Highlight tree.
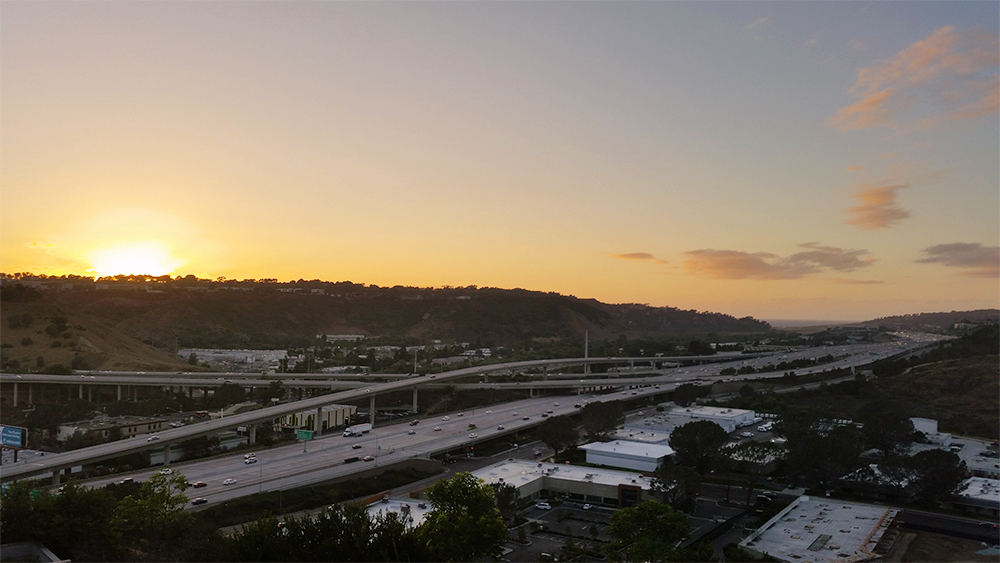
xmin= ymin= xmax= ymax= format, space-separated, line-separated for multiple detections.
xmin=858 ymin=405 xmax=915 ymax=459
xmin=672 ymin=384 xmax=707 ymax=407
xmin=491 ymin=481 xmax=519 ymax=526
xmin=650 ymin=461 xmax=701 ymax=508
xmin=604 ymin=500 xmax=690 ymax=562
xmin=537 ymin=415 xmax=579 ymax=453
xmin=111 ymin=472 xmax=194 ymax=558
xmin=580 ymin=400 xmax=625 ymax=441
xmin=908 ymin=449 xmax=969 ymax=505
xmin=668 ymin=420 xmax=729 ymax=474
xmin=418 ymin=472 xmax=507 ymax=562
xmin=728 ymin=441 xmax=783 ymax=504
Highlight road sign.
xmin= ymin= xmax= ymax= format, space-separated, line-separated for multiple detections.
xmin=296 ymin=429 xmax=313 ymax=441
xmin=0 ymin=426 xmax=27 ymax=449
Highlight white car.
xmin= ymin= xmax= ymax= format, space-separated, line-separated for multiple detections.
xmin=244 ymin=457 xmax=257 ymax=464
xmin=159 ymin=468 xmax=172 ymax=475
xmin=469 ymin=433 xmax=478 ymax=438
xmin=442 ymin=416 xmax=450 ymax=421
xmin=434 ymin=427 xmax=442 ymax=431
xmin=223 ymin=478 xmax=237 ymax=486
xmin=485 ymin=410 xmax=492 ymax=414
xmin=583 ymin=504 xmax=592 ymax=510
xmin=535 ymin=502 xmax=552 ymax=510
xmin=147 ymin=436 xmax=160 ymax=442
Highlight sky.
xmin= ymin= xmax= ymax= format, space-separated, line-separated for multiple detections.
xmin=1 ymin=1 xmax=997 ymax=322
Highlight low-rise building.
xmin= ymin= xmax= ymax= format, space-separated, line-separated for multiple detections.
xmin=947 ymin=477 xmax=1000 ymax=517
xmin=471 ymin=459 xmax=655 ymax=508
xmin=276 ymin=403 xmax=356 ymax=433
xmin=578 ymin=440 xmax=675 ymax=472
xmin=740 ymin=496 xmax=899 ymax=562
xmin=57 ymin=415 xmax=168 ymax=442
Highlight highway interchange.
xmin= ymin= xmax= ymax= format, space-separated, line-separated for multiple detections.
xmin=0 ymin=333 xmax=948 ymax=498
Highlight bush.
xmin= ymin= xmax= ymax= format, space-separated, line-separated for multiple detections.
xmin=21 ymin=337 xmax=33 ymax=346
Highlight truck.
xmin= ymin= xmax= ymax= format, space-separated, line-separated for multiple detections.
xmin=343 ymin=423 xmax=372 ymax=437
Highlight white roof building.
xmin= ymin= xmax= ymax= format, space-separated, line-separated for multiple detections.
xmin=471 ymin=459 xmax=656 ymax=507
xmin=740 ymin=496 xmax=899 ymax=562
xmin=578 ymin=440 xmax=675 ymax=472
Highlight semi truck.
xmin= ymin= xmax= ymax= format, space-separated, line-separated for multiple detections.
xmin=343 ymin=423 xmax=372 ymax=437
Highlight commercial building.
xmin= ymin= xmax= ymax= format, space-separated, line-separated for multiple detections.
xmin=578 ymin=440 xmax=675 ymax=472
xmin=740 ymin=496 xmax=899 ymax=562
xmin=623 ymin=404 xmax=758 ymax=438
xmin=471 ymin=459 xmax=656 ymax=508
xmin=57 ymin=415 xmax=168 ymax=442
xmin=947 ymin=477 xmax=1000 ymax=517
xmin=276 ymin=403 xmax=356 ymax=433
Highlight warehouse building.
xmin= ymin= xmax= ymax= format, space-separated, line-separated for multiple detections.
xmin=471 ymin=459 xmax=656 ymax=508
xmin=578 ymin=440 xmax=675 ymax=472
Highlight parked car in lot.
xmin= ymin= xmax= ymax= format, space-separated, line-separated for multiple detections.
xmin=535 ymin=502 xmax=552 ymax=510
xmin=582 ymin=504 xmax=592 ymax=510
xmin=740 ymin=431 xmax=754 ymax=438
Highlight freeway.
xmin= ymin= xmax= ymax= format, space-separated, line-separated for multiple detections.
xmin=0 ymin=336 xmax=940 ymax=484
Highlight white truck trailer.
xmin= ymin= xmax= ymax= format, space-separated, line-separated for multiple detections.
xmin=343 ymin=423 xmax=372 ymax=437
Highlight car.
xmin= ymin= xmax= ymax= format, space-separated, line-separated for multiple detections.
xmin=535 ymin=502 xmax=552 ymax=510
xmin=497 ymin=425 xmax=505 ymax=430
xmin=147 ymin=436 xmax=160 ymax=442
xmin=457 ymin=413 xmax=464 ymax=417
xmin=547 ymin=410 xmax=553 ymax=414
xmin=244 ymin=457 xmax=257 ymax=464
xmin=442 ymin=416 xmax=450 ymax=421
xmin=523 ymin=416 xmax=530 ymax=420
xmin=512 ymin=412 xmax=518 ymax=416
xmin=740 ymin=431 xmax=753 ymax=438
xmin=979 ymin=521 xmax=999 ymax=529
xmin=363 ymin=456 xmax=374 ymax=462
xmin=245 ymin=453 xmax=256 ymax=459
xmin=574 ymin=403 xmax=582 ymax=408
xmin=408 ymin=430 xmax=416 ymax=435
xmin=409 ymin=420 xmax=419 ymax=426
xmin=553 ymin=403 xmax=559 ymax=406
xmin=191 ymin=498 xmax=208 ymax=505
xmin=192 ymin=481 xmax=207 ymax=488
xmin=485 ymin=410 xmax=492 ymax=414
xmin=119 ymin=477 xmax=134 ymax=485
xmin=223 ymin=478 xmax=237 ymax=485
xmin=159 ymin=468 xmax=173 ymax=475
xmin=434 ymin=427 xmax=442 ymax=431
xmin=541 ymin=413 xmax=548 ymax=418
xmin=582 ymin=504 xmax=592 ymax=510
xmin=352 ymin=444 xmax=362 ymax=449
xmin=469 ymin=433 xmax=478 ymax=438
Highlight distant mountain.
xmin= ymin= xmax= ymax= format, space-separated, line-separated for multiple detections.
xmin=0 ymin=278 xmax=769 ymax=370
xmin=860 ymin=309 xmax=999 ymax=333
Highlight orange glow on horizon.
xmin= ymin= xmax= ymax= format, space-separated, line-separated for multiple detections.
xmin=87 ymin=241 xmax=184 ymax=277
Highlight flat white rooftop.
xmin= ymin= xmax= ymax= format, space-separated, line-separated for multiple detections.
xmin=471 ymin=459 xmax=654 ymax=491
xmin=741 ymin=496 xmax=897 ymax=563
xmin=579 ymin=440 xmax=675 ymax=459
xmin=957 ymin=477 xmax=1000 ymax=505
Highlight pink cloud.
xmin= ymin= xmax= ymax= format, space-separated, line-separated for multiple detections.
xmin=683 ymin=243 xmax=874 ymax=280
xmin=844 ymin=183 xmax=911 ymax=229
xmin=916 ymin=242 xmax=1000 ymax=278
xmin=828 ymin=26 xmax=999 ymax=130
xmin=614 ymin=252 xmax=668 ymax=265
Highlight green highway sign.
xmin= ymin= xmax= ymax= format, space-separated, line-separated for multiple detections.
xmin=296 ymin=429 xmax=313 ymax=441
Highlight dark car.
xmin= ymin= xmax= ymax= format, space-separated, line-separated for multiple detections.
xmin=192 ymin=481 xmax=207 ymax=488
xmin=363 ymin=456 xmax=374 ymax=462
xmin=191 ymin=498 xmax=208 ymax=505
xmin=352 ymin=444 xmax=362 ymax=449
xmin=409 ymin=420 xmax=419 ymax=426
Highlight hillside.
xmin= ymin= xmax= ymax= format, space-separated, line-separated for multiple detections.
xmin=1 ymin=280 xmax=769 ymax=370
xmin=861 ymin=309 xmax=999 ymax=333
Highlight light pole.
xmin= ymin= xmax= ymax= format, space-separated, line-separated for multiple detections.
xmin=373 ymin=431 xmax=380 ymax=467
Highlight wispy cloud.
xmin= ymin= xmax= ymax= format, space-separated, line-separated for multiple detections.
xmin=916 ymin=242 xmax=1000 ymax=278
xmin=746 ymin=16 xmax=770 ymax=30
xmin=614 ymin=252 xmax=668 ymax=265
xmin=683 ymin=243 xmax=875 ymax=280
xmin=827 ymin=26 xmax=999 ymax=130
xmin=845 ymin=183 xmax=911 ymax=229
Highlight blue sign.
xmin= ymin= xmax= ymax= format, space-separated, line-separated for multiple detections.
xmin=1 ymin=426 xmax=26 ymax=448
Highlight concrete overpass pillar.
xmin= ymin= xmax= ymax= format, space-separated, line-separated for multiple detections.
xmin=163 ymin=445 xmax=171 ymax=466
xmin=412 ymin=388 xmax=418 ymax=412
xmin=314 ymin=407 xmax=321 ymax=433
xmin=88 ymin=386 xmax=92 ymax=402
xmin=52 ymin=469 xmax=61 ymax=487
xmin=13 ymin=383 xmax=17 ymax=406
xmin=369 ymin=396 xmax=376 ymax=424
xmin=530 ymin=387 xmax=535 ymax=398
xmin=543 ymin=367 xmax=548 ymax=381
xmin=188 ymin=386 xmax=193 ymax=399
xmin=79 ymin=384 xmax=83 ymax=399
xmin=28 ymin=383 xmax=32 ymax=405
xmin=249 ymin=425 xmax=257 ymax=444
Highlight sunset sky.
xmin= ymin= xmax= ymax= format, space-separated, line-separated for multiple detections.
xmin=2 ymin=2 xmax=997 ymax=322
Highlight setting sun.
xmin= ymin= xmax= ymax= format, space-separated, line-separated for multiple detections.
xmin=88 ymin=241 xmax=182 ymax=277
